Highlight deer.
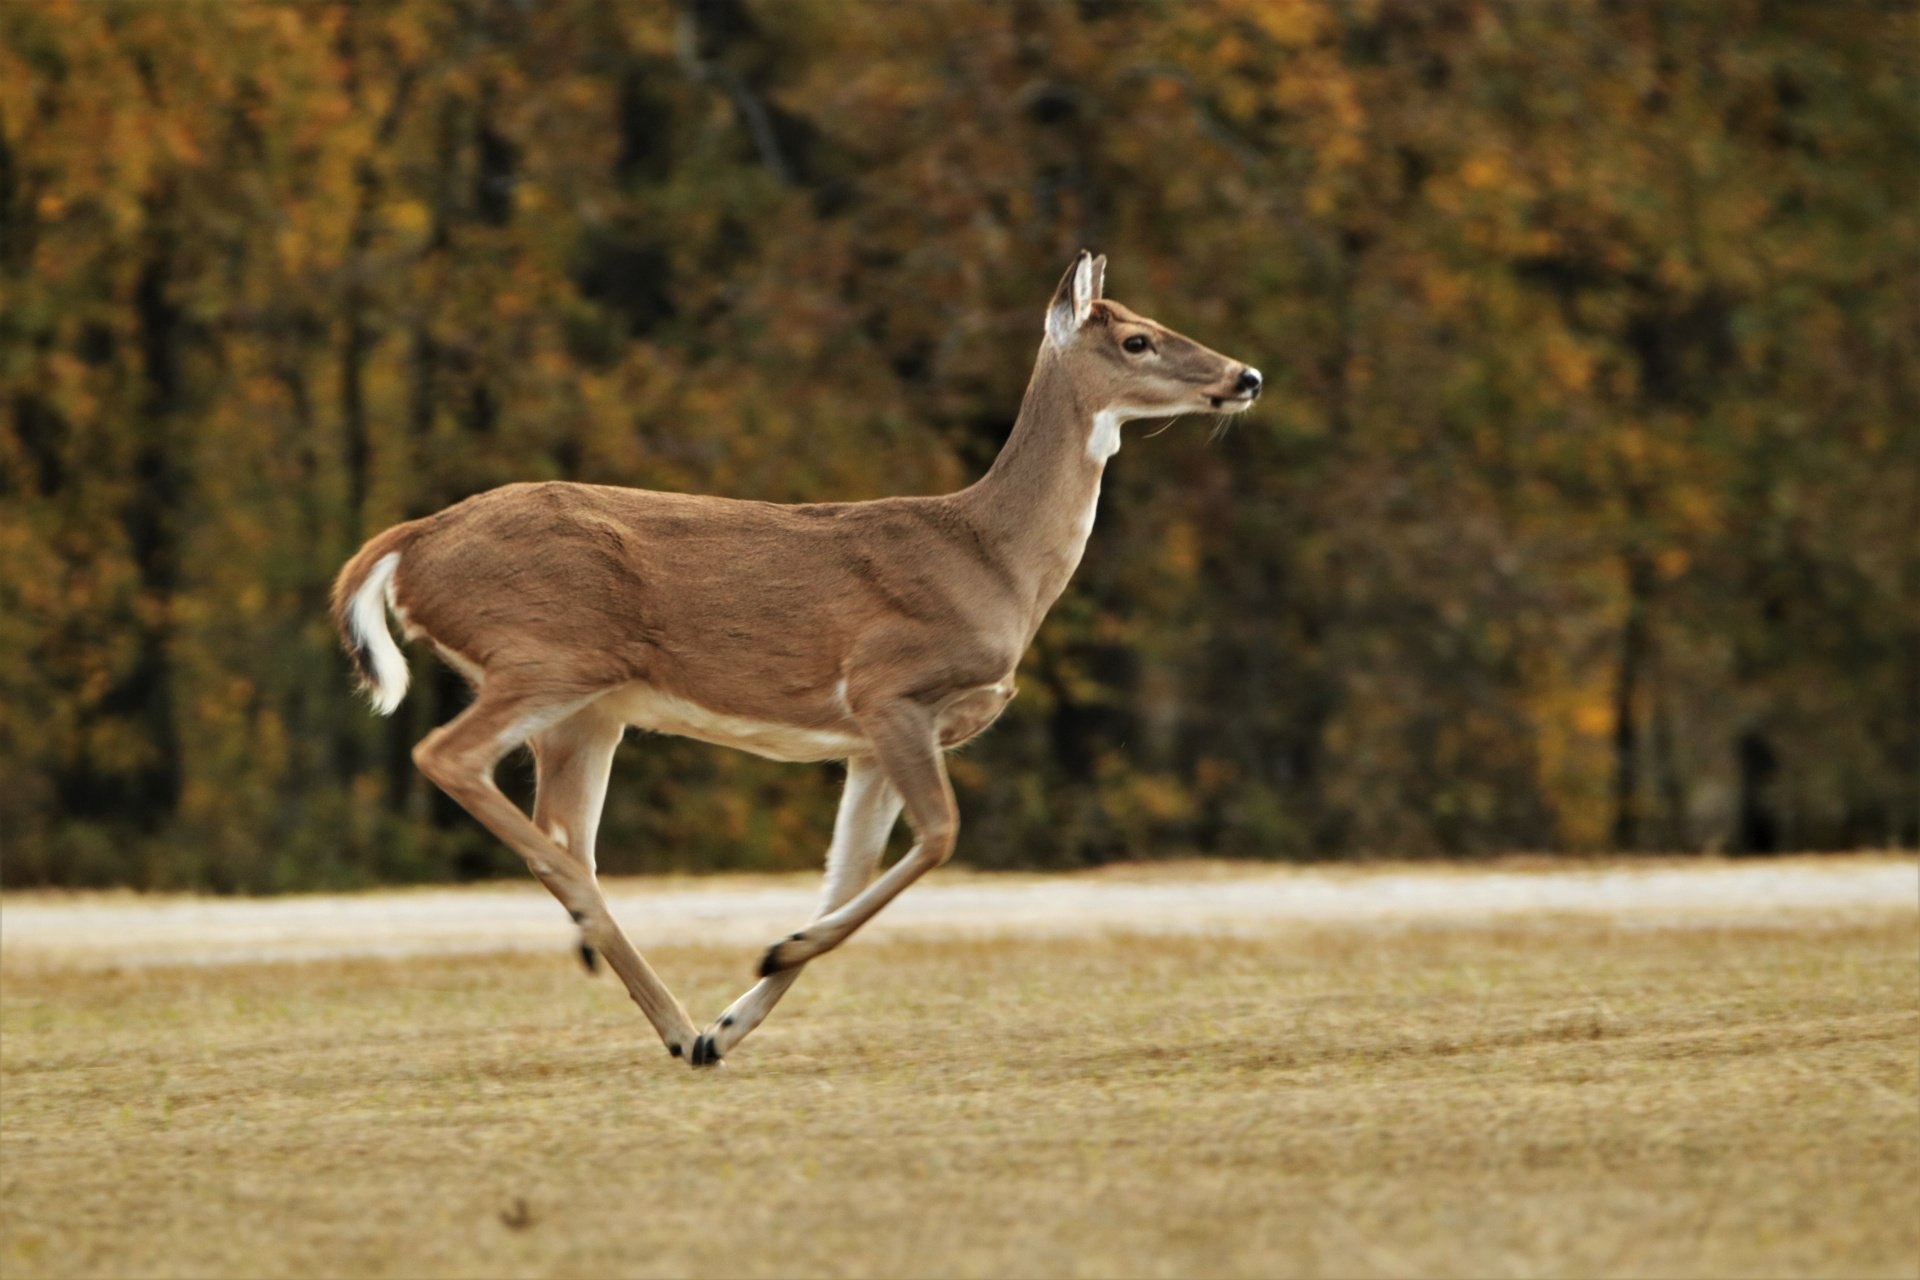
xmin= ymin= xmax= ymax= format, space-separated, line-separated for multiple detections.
xmin=330 ymin=252 xmax=1260 ymax=1068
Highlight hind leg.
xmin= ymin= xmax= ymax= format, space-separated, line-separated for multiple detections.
xmin=530 ymin=707 xmax=626 ymax=970
xmin=691 ymin=756 xmax=901 ymax=1066
xmin=414 ymin=682 xmax=699 ymax=1061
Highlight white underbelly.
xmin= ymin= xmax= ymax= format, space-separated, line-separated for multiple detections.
xmin=604 ymin=682 xmax=866 ymax=763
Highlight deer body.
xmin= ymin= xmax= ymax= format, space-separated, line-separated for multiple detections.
xmin=381 ymin=484 xmax=1024 ymax=759
xmin=332 ymin=253 xmax=1258 ymax=1068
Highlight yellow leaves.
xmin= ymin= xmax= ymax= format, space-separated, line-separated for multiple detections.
xmin=1246 ymin=0 xmax=1327 ymax=48
xmin=274 ymin=226 xmax=310 ymax=277
xmin=516 ymin=181 xmax=552 ymax=218
xmin=1653 ymin=249 xmax=1700 ymax=294
xmin=273 ymin=6 xmax=313 ymax=45
xmin=1213 ymin=77 xmax=1263 ymax=129
xmin=1520 ymin=227 xmax=1562 ymax=258
xmin=1144 ymin=75 xmax=1185 ymax=109
xmin=381 ymin=9 xmax=431 ymax=66
xmin=1616 ymin=423 xmax=1648 ymax=465
xmin=0 ymin=43 xmax=35 ymax=126
xmin=1669 ymin=485 xmax=1721 ymax=535
xmin=1542 ymin=332 xmax=1595 ymax=395
xmin=1212 ymin=33 xmax=1256 ymax=70
xmin=1527 ymin=665 xmax=1620 ymax=850
xmin=158 ymin=117 xmax=204 ymax=169
xmin=1459 ymin=151 xmax=1512 ymax=193
xmin=385 ymin=199 xmax=431 ymax=239
xmin=620 ymin=2 xmax=680 ymax=59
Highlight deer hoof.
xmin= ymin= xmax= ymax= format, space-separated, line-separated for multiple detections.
xmin=690 ymin=1034 xmax=724 ymax=1068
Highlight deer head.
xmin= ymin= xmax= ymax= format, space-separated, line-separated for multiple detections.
xmin=1043 ymin=250 xmax=1262 ymax=427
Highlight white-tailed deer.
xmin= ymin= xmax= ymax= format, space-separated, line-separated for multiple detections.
xmin=331 ymin=252 xmax=1259 ymax=1067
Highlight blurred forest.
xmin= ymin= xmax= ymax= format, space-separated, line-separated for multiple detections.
xmin=1 ymin=0 xmax=1915 ymax=891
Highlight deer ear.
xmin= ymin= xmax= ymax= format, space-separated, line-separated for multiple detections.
xmin=1046 ymin=250 xmax=1097 ymax=345
xmin=1089 ymin=254 xmax=1107 ymax=301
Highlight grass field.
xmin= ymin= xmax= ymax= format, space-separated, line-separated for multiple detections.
xmin=2 ymin=886 xmax=1916 ymax=1277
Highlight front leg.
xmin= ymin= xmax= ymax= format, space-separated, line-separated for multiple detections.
xmin=690 ymin=970 xmax=799 ymax=1066
xmin=761 ymin=699 xmax=956 ymax=973
xmin=691 ymin=757 xmax=902 ymax=1066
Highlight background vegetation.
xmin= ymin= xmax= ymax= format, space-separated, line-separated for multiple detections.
xmin=2 ymin=0 xmax=1914 ymax=890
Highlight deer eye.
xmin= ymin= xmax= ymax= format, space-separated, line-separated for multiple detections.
xmin=1122 ymin=334 xmax=1152 ymax=355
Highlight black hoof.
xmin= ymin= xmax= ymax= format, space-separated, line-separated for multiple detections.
xmin=690 ymin=1034 xmax=722 ymax=1067
xmin=759 ymin=932 xmax=806 ymax=978
xmin=577 ymin=940 xmax=599 ymax=973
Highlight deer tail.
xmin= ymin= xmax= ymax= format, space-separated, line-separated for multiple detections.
xmin=330 ymin=524 xmax=422 ymax=716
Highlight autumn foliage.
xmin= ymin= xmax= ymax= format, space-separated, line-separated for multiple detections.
xmin=1 ymin=1 xmax=1914 ymax=889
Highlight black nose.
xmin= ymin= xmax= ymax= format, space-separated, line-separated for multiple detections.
xmin=1236 ymin=368 xmax=1263 ymax=397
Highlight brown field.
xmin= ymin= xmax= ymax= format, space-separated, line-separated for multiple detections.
xmin=2 ymin=886 xmax=1916 ymax=1278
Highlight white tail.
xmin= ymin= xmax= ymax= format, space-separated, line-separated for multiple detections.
xmin=330 ymin=252 xmax=1259 ymax=1068
xmin=345 ymin=551 xmax=409 ymax=715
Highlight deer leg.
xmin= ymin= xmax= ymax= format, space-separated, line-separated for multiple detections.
xmin=759 ymin=700 xmax=956 ymax=975
xmin=690 ymin=757 xmax=902 ymax=1066
xmin=529 ymin=708 xmax=626 ymax=973
xmin=413 ymin=686 xmax=700 ymax=1062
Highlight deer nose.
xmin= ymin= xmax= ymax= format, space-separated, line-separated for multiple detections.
xmin=1237 ymin=367 xmax=1263 ymax=397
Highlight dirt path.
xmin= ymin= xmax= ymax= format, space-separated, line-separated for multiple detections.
xmin=3 ymin=856 xmax=1911 ymax=971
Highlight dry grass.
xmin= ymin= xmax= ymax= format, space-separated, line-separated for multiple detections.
xmin=2 ymin=915 xmax=1915 ymax=1279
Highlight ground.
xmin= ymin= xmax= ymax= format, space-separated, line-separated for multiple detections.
xmin=2 ymin=858 xmax=1915 ymax=1278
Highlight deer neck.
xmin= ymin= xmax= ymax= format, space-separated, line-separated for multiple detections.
xmin=958 ymin=348 xmax=1118 ymax=621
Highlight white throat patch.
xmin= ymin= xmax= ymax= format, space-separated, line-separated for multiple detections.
xmin=1088 ymin=406 xmax=1163 ymax=463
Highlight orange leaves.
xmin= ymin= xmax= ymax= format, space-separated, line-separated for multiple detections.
xmin=1245 ymin=1 xmax=1328 ymax=50
xmin=1541 ymin=332 xmax=1596 ymax=396
xmin=384 ymin=199 xmax=432 ymax=240
xmin=1457 ymin=150 xmax=1514 ymax=194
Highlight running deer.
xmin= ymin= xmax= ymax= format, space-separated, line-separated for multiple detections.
xmin=331 ymin=253 xmax=1259 ymax=1068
